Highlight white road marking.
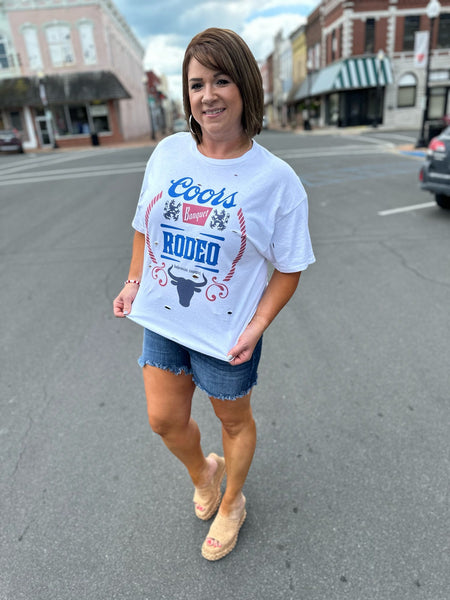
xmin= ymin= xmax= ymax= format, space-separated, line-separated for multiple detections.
xmin=378 ymin=202 xmax=435 ymax=216
xmin=0 ymin=164 xmax=145 ymax=186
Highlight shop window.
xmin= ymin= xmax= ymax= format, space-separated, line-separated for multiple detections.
xmin=78 ymin=21 xmax=97 ymax=64
xmin=397 ymin=73 xmax=417 ymax=107
xmin=403 ymin=16 xmax=420 ymax=51
xmin=53 ymin=106 xmax=70 ymax=135
xmin=90 ymin=103 xmax=110 ymax=132
xmin=365 ymin=18 xmax=375 ymax=54
xmin=22 ymin=26 xmax=43 ymax=70
xmin=327 ymin=93 xmax=340 ymax=125
xmin=52 ymin=103 xmax=110 ymax=136
xmin=45 ymin=23 xmax=74 ymax=67
xmin=69 ymin=106 xmax=89 ymax=133
xmin=10 ymin=111 xmax=23 ymax=131
xmin=52 ymin=104 xmax=88 ymax=135
xmin=437 ymin=14 xmax=450 ymax=49
xmin=428 ymin=87 xmax=446 ymax=119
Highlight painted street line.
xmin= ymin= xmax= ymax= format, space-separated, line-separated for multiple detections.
xmin=378 ymin=201 xmax=435 ymax=216
xmin=0 ymin=165 xmax=146 ymax=186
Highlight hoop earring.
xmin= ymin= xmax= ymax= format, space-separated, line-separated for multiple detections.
xmin=189 ymin=114 xmax=195 ymax=135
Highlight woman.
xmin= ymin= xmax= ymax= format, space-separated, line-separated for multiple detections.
xmin=113 ymin=28 xmax=315 ymax=561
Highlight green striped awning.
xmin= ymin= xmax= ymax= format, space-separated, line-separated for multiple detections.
xmin=334 ymin=57 xmax=393 ymax=90
xmin=292 ymin=55 xmax=394 ymax=101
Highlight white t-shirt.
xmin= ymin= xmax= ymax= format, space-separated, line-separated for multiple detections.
xmin=128 ymin=132 xmax=315 ymax=361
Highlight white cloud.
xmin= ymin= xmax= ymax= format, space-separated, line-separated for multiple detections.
xmin=143 ymin=34 xmax=185 ymax=75
xmin=242 ymin=14 xmax=306 ymax=61
xmin=130 ymin=0 xmax=317 ymax=101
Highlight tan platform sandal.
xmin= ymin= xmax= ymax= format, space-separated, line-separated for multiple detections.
xmin=193 ymin=453 xmax=226 ymax=521
xmin=201 ymin=497 xmax=247 ymax=561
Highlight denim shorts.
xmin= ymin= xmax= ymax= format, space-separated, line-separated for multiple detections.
xmin=138 ymin=328 xmax=262 ymax=401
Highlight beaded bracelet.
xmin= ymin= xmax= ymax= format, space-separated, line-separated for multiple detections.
xmin=124 ymin=279 xmax=140 ymax=285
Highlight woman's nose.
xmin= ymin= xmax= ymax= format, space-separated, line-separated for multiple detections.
xmin=202 ymin=84 xmax=215 ymax=103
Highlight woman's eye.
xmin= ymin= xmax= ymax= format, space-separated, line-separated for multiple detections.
xmin=217 ymin=79 xmax=230 ymax=86
xmin=191 ymin=83 xmax=202 ymax=90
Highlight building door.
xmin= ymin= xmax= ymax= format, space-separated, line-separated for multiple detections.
xmin=35 ymin=114 xmax=54 ymax=147
xmin=341 ymin=90 xmax=381 ymax=127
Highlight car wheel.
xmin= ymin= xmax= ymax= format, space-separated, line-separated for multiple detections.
xmin=435 ymin=194 xmax=450 ymax=209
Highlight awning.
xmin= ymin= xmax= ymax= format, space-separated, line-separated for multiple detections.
xmin=0 ymin=70 xmax=130 ymax=108
xmin=333 ymin=56 xmax=393 ymax=90
xmin=292 ymin=55 xmax=393 ymax=102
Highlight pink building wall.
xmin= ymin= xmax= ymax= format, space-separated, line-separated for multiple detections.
xmin=4 ymin=0 xmax=150 ymax=145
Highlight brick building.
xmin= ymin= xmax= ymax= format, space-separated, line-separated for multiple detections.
xmin=0 ymin=0 xmax=151 ymax=150
xmin=277 ymin=0 xmax=450 ymax=131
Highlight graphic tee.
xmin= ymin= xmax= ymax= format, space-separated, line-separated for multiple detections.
xmin=128 ymin=133 xmax=315 ymax=361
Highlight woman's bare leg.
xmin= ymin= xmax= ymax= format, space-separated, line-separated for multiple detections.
xmin=143 ymin=365 xmax=214 ymax=487
xmin=209 ymin=391 xmax=256 ymax=516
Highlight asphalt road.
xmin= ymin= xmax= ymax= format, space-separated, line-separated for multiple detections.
xmin=1 ymin=129 xmax=449 ymax=600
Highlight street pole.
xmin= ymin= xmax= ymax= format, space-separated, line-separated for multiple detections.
xmin=372 ymin=50 xmax=385 ymax=128
xmin=416 ymin=0 xmax=441 ymax=147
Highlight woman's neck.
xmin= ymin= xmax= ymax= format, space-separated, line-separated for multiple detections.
xmin=197 ymin=134 xmax=252 ymax=159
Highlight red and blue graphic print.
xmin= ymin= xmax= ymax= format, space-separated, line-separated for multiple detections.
xmin=144 ymin=177 xmax=246 ymax=308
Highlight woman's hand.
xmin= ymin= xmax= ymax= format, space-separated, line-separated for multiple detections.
xmin=113 ymin=283 xmax=140 ymax=317
xmin=227 ymin=316 xmax=266 ymax=366
xmin=227 ymin=270 xmax=302 ymax=366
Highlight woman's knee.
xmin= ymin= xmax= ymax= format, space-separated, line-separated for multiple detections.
xmin=143 ymin=366 xmax=194 ymax=437
xmin=147 ymin=411 xmax=174 ymax=437
xmin=213 ymin=402 xmax=255 ymax=438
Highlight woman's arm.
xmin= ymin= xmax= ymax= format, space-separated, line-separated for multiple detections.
xmin=227 ymin=269 xmax=301 ymax=365
xmin=113 ymin=231 xmax=146 ymax=317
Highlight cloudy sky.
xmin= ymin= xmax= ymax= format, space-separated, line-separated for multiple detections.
xmin=113 ymin=0 xmax=320 ymax=100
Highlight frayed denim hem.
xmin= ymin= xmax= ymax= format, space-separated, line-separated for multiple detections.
xmin=137 ymin=358 xmax=193 ymax=377
xmin=193 ymin=376 xmax=258 ymax=401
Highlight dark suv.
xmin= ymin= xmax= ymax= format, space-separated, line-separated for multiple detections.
xmin=419 ymin=126 xmax=450 ymax=209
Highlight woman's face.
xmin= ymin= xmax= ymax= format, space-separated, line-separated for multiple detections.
xmin=187 ymin=57 xmax=244 ymax=142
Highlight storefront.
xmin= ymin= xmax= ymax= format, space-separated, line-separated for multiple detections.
xmin=290 ymin=55 xmax=393 ymax=128
xmin=0 ymin=70 xmax=130 ymax=149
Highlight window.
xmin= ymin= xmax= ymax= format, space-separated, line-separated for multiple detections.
xmin=397 ymin=73 xmax=417 ymax=107
xmin=428 ymin=87 xmax=446 ymax=119
xmin=331 ymin=30 xmax=336 ymax=61
xmin=45 ymin=24 xmax=74 ymax=67
xmin=365 ymin=18 xmax=375 ymax=54
xmin=437 ymin=14 xmax=450 ymax=49
xmin=22 ymin=26 xmax=43 ymax=70
xmin=78 ymin=21 xmax=97 ymax=64
xmin=52 ymin=103 xmax=110 ymax=136
xmin=403 ymin=16 xmax=420 ymax=51
xmin=10 ymin=111 xmax=23 ymax=130
xmin=90 ymin=103 xmax=110 ymax=133
xmin=0 ymin=34 xmax=10 ymax=69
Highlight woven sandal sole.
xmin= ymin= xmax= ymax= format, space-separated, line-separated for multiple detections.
xmin=201 ymin=509 xmax=247 ymax=561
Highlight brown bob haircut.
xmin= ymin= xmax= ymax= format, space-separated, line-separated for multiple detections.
xmin=182 ymin=28 xmax=264 ymax=145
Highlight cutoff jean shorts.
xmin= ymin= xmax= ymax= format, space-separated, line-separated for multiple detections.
xmin=138 ymin=328 xmax=263 ymax=401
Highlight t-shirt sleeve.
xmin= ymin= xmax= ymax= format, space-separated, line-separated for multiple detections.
xmin=131 ymin=161 xmax=152 ymax=234
xmin=267 ymin=183 xmax=315 ymax=272
xmin=131 ymin=138 xmax=169 ymax=233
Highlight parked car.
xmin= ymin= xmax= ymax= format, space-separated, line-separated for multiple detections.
xmin=419 ymin=126 xmax=450 ymax=209
xmin=173 ymin=118 xmax=188 ymax=133
xmin=0 ymin=129 xmax=24 ymax=153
